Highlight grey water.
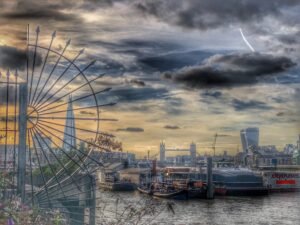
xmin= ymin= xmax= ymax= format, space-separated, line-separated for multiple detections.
xmin=96 ymin=191 xmax=300 ymax=225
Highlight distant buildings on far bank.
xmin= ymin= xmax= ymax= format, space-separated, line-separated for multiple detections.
xmin=240 ymin=127 xmax=259 ymax=154
xmin=236 ymin=128 xmax=300 ymax=168
xmin=156 ymin=127 xmax=300 ymax=168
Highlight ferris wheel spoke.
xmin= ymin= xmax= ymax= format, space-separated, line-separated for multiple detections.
xmin=39 ymin=168 xmax=102 ymax=202
xmin=34 ymin=122 xmax=108 ymax=161
xmin=28 ymin=26 xmax=40 ymax=103
xmin=30 ymin=31 xmax=56 ymax=105
xmin=37 ymin=119 xmax=114 ymax=137
xmin=38 ymin=102 xmax=116 ymax=116
xmin=30 ymin=38 xmax=71 ymax=108
xmin=35 ymin=150 xmax=88 ymax=199
xmin=30 ymin=128 xmax=69 ymax=200
xmin=28 ymin=129 xmax=52 ymax=208
xmin=33 ymin=122 xmax=104 ymax=171
xmin=31 ymin=126 xmax=83 ymax=192
xmin=32 ymin=116 xmax=117 ymax=121
xmin=32 ymin=48 xmax=84 ymax=107
xmin=32 ymin=123 xmax=90 ymax=175
xmin=35 ymin=87 xmax=112 ymax=114
xmin=34 ymin=59 xmax=96 ymax=110
xmin=35 ymin=73 xmax=105 ymax=112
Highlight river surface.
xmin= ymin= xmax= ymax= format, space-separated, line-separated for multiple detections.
xmin=96 ymin=191 xmax=300 ymax=225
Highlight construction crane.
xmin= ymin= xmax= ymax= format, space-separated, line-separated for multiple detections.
xmin=146 ymin=150 xmax=159 ymax=176
xmin=147 ymin=150 xmax=159 ymax=160
xmin=212 ymin=133 xmax=230 ymax=156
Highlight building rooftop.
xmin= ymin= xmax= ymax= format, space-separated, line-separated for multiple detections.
xmin=118 ymin=167 xmax=150 ymax=174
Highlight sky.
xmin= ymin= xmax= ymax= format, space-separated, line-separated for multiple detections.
xmin=0 ymin=0 xmax=299 ymax=157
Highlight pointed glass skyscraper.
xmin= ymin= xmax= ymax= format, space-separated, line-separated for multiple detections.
xmin=63 ymin=95 xmax=76 ymax=151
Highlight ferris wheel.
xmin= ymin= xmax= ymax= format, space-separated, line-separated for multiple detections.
xmin=0 ymin=25 xmax=118 ymax=223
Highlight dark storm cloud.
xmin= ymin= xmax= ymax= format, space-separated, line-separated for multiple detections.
xmin=231 ymin=99 xmax=273 ymax=111
xmin=135 ymin=0 xmax=299 ymax=30
xmin=0 ymin=0 xmax=126 ymax=22
xmin=0 ymin=45 xmax=42 ymax=70
xmin=116 ymin=127 xmax=144 ymax=132
xmin=139 ymin=50 xmax=213 ymax=72
xmin=82 ymin=38 xmax=183 ymax=61
xmin=164 ymin=125 xmax=180 ymax=130
xmin=108 ymin=87 xmax=169 ymax=102
xmin=82 ymin=57 xmax=126 ymax=76
xmin=0 ymin=0 xmax=79 ymax=22
xmin=202 ymin=91 xmax=223 ymax=98
xmin=2 ymin=8 xmax=77 ymax=21
xmin=80 ymin=0 xmax=127 ymax=10
xmin=164 ymin=53 xmax=296 ymax=89
xmin=120 ymin=39 xmax=180 ymax=50
xmin=127 ymin=79 xmax=145 ymax=87
xmin=277 ymin=32 xmax=300 ymax=45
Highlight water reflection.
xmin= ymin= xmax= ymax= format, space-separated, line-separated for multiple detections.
xmin=96 ymin=191 xmax=300 ymax=225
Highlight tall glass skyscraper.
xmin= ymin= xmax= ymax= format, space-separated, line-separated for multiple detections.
xmin=240 ymin=128 xmax=259 ymax=153
xmin=63 ymin=96 xmax=76 ymax=151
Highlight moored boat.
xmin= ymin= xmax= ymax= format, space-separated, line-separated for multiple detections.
xmin=187 ymin=188 xmax=207 ymax=198
xmin=260 ymin=166 xmax=300 ymax=192
xmin=153 ymin=189 xmax=187 ymax=199
xmin=214 ymin=168 xmax=269 ymax=196
xmin=137 ymin=186 xmax=153 ymax=195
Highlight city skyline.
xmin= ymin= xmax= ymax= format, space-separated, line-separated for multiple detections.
xmin=0 ymin=0 xmax=299 ymax=155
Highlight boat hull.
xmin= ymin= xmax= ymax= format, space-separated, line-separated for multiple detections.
xmin=187 ymin=188 xmax=207 ymax=198
xmin=215 ymin=185 xmax=268 ymax=196
xmin=225 ymin=187 xmax=269 ymax=196
xmin=153 ymin=189 xmax=188 ymax=200
xmin=137 ymin=186 xmax=153 ymax=195
xmin=262 ymin=171 xmax=300 ymax=192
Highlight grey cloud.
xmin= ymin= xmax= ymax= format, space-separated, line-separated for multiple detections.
xmin=231 ymin=99 xmax=273 ymax=111
xmin=0 ymin=45 xmax=42 ymax=70
xmin=80 ymin=0 xmax=127 ymax=10
xmin=164 ymin=125 xmax=180 ymax=130
xmin=106 ymin=86 xmax=169 ymax=103
xmin=0 ymin=0 xmax=79 ymax=22
xmin=2 ymin=9 xmax=77 ymax=21
xmin=276 ymin=112 xmax=285 ymax=117
xmin=127 ymin=79 xmax=145 ymax=87
xmin=164 ymin=53 xmax=296 ymax=89
xmin=202 ymin=90 xmax=222 ymax=98
xmin=116 ymin=127 xmax=144 ymax=132
xmin=139 ymin=50 xmax=213 ymax=72
xmin=135 ymin=0 xmax=299 ymax=30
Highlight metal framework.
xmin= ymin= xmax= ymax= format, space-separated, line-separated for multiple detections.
xmin=0 ymin=25 xmax=117 ymax=225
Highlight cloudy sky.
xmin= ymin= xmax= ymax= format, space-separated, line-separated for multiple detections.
xmin=0 ymin=0 xmax=299 ymax=156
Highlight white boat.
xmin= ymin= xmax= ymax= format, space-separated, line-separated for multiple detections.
xmin=261 ymin=166 xmax=300 ymax=192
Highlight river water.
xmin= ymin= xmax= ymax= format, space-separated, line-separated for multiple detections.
xmin=96 ymin=191 xmax=300 ymax=225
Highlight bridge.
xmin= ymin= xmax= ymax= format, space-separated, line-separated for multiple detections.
xmin=159 ymin=142 xmax=197 ymax=164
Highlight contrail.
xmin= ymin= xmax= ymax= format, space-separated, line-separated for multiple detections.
xmin=239 ymin=28 xmax=255 ymax=52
